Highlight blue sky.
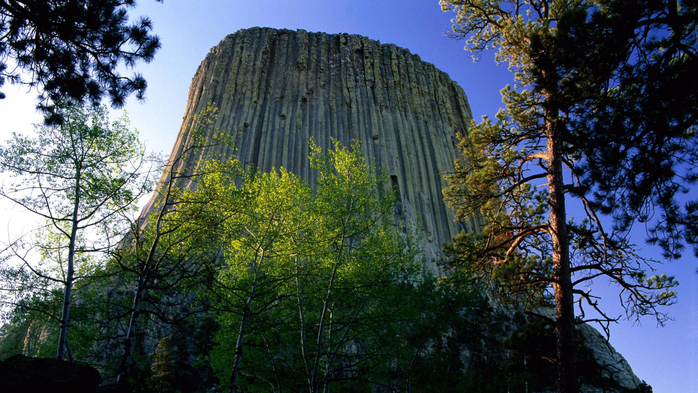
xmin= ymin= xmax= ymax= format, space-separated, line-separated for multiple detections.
xmin=0 ymin=1 xmax=695 ymax=391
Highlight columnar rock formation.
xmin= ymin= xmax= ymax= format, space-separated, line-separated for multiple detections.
xmin=166 ymin=27 xmax=484 ymax=270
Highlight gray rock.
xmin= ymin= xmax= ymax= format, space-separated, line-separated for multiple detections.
xmin=578 ymin=322 xmax=642 ymax=391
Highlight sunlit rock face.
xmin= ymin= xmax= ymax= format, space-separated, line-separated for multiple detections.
xmin=166 ymin=27 xmax=484 ymax=271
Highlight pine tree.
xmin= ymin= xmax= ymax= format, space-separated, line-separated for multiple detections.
xmin=440 ymin=1 xmax=690 ymax=391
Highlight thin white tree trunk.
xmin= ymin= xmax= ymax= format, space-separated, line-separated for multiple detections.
xmin=229 ymin=283 xmax=255 ymax=393
xmin=295 ymin=264 xmax=312 ymax=392
xmin=311 ymin=243 xmax=343 ymax=393
xmin=57 ymin=175 xmax=80 ymax=361
xmin=230 ymin=248 xmax=264 ymax=393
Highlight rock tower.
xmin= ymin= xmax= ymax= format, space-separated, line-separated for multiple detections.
xmin=165 ymin=27 xmax=484 ymax=270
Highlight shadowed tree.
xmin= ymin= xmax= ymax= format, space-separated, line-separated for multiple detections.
xmin=440 ymin=1 xmax=690 ymax=391
xmin=0 ymin=0 xmax=161 ymax=121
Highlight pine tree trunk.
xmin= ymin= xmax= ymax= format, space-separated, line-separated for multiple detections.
xmin=546 ymin=113 xmax=577 ymax=393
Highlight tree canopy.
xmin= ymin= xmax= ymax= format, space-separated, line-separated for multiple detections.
xmin=0 ymin=0 xmax=161 ymax=121
xmin=567 ymin=0 xmax=698 ymax=259
xmin=198 ymin=140 xmax=450 ymax=392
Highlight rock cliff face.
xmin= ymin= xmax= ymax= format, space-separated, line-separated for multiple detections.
xmin=166 ymin=27 xmax=483 ymax=271
xmin=577 ymin=323 xmax=643 ymax=391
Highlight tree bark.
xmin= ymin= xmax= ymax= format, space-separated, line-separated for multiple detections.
xmin=546 ymin=112 xmax=577 ymax=393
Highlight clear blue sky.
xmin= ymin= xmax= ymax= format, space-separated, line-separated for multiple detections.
xmin=0 ymin=1 xmax=695 ymax=391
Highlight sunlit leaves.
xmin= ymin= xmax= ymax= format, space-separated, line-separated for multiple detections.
xmin=201 ymin=140 xmax=432 ymax=391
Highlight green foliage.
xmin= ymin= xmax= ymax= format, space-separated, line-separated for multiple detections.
xmin=0 ymin=103 xmax=156 ymax=261
xmin=195 ymin=139 xmax=455 ymax=392
xmin=404 ymin=290 xmax=511 ymax=393
xmin=0 ymin=119 xmax=640 ymax=391
xmin=110 ymin=102 xmax=241 ymax=385
xmin=0 ymin=289 xmax=60 ymax=359
xmin=0 ymin=0 xmax=161 ymax=119
xmin=441 ymin=0 xmax=680 ymax=323
xmin=0 ymin=262 xmax=124 ymax=364
xmin=502 ymin=315 xmax=627 ymax=393
xmin=564 ymin=2 xmax=698 ymax=259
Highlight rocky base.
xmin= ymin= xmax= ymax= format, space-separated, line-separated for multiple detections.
xmin=0 ymin=354 xmax=102 ymax=393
